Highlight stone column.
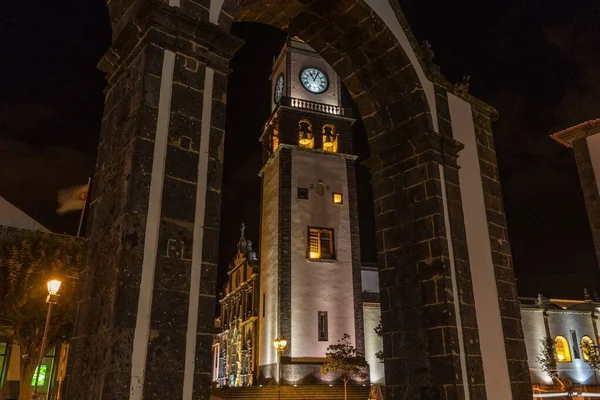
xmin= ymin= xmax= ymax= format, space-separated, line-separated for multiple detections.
xmin=470 ymin=106 xmax=531 ymax=398
xmin=63 ymin=1 xmax=242 ymax=399
xmin=369 ymin=129 xmax=486 ymax=400
xmin=552 ymin=121 xmax=600 ymax=272
xmin=573 ymin=137 xmax=600 ymax=267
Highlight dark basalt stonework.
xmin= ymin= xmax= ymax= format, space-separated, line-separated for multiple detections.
xmin=367 ymin=129 xmax=485 ymax=400
xmin=347 ymin=159 xmax=366 ymax=356
xmin=66 ymin=0 xmax=530 ymax=399
xmin=278 ymin=148 xmax=293 ymax=357
xmin=64 ymin=2 xmax=242 ymax=400
xmin=472 ymin=106 xmax=532 ymax=398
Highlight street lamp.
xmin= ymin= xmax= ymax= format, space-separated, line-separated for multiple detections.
xmin=31 ymin=279 xmax=62 ymax=400
xmin=273 ymin=337 xmax=288 ymax=400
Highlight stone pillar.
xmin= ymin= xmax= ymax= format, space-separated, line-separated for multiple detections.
xmin=63 ymin=1 xmax=242 ymax=399
xmin=470 ymin=105 xmax=531 ymax=398
xmin=369 ymin=128 xmax=486 ymax=400
xmin=573 ymin=137 xmax=600 ymax=267
xmin=552 ymin=121 xmax=600 ymax=271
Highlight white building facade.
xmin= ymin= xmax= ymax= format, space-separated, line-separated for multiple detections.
xmin=256 ymin=37 xmax=374 ymax=384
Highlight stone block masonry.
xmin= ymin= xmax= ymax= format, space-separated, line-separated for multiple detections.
xmin=63 ymin=2 xmax=242 ymax=400
xmin=64 ymin=0 xmax=532 ymax=399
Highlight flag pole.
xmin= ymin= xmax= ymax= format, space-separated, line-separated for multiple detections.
xmin=76 ymin=177 xmax=91 ymax=237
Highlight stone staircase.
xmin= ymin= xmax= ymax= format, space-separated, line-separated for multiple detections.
xmin=210 ymin=384 xmax=372 ymax=400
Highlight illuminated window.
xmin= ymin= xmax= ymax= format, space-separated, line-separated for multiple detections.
xmin=582 ymin=336 xmax=595 ymax=361
xmin=31 ymin=346 xmax=56 ymax=391
xmin=0 ymin=342 xmax=7 ymax=388
xmin=308 ymin=227 xmax=334 ymax=260
xmin=322 ymin=124 xmax=338 ymax=153
xmin=332 ymin=193 xmax=343 ymax=204
xmin=298 ymin=120 xmax=314 ymax=149
xmin=555 ymin=336 xmax=571 ymax=362
xmin=318 ymin=311 xmax=328 ymax=341
xmin=271 ymin=126 xmax=280 ymax=152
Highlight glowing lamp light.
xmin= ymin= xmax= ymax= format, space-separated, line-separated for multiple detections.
xmin=333 ymin=193 xmax=342 ymax=204
xmin=309 ymin=251 xmax=320 ymax=259
xmin=323 ymin=136 xmax=334 ymax=149
xmin=557 ymin=354 xmax=565 ymax=361
xmin=47 ymin=280 xmax=62 ymax=295
xmin=273 ymin=337 xmax=288 ymax=353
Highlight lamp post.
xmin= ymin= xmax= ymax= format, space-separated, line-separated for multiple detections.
xmin=272 ymin=337 xmax=288 ymax=400
xmin=31 ymin=279 xmax=62 ymax=400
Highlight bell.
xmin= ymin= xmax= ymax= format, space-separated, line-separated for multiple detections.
xmin=298 ymin=121 xmax=313 ymax=146
xmin=323 ymin=134 xmax=334 ymax=149
xmin=299 ymin=131 xmax=312 ymax=145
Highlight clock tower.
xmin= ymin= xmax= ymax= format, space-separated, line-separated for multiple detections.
xmin=257 ymin=37 xmax=364 ymax=384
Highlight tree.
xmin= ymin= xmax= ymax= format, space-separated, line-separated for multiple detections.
xmin=374 ymin=318 xmax=384 ymax=364
xmin=536 ymin=337 xmax=558 ymax=384
xmin=581 ymin=339 xmax=600 ymax=385
xmin=321 ymin=333 xmax=369 ymax=400
xmin=0 ymin=231 xmax=82 ymax=400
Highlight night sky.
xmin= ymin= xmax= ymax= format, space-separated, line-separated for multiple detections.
xmin=1 ymin=1 xmax=599 ymax=298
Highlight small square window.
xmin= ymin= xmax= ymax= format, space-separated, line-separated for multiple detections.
xmin=298 ymin=188 xmax=309 ymax=200
xmin=332 ymin=193 xmax=343 ymax=204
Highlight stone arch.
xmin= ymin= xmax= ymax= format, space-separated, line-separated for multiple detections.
xmin=63 ymin=0 xmax=531 ymax=399
xmin=219 ymin=0 xmax=436 ymax=157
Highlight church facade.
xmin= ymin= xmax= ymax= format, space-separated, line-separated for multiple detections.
xmin=212 ymin=226 xmax=260 ymax=387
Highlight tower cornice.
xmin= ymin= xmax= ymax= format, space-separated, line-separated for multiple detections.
xmin=258 ymin=144 xmax=358 ymax=177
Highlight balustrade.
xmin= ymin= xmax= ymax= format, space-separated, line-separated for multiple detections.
xmin=279 ymin=96 xmax=351 ymax=117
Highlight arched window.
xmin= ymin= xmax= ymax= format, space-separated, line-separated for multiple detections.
xmin=298 ymin=119 xmax=314 ymax=149
xmin=582 ymin=336 xmax=595 ymax=361
xmin=322 ymin=124 xmax=338 ymax=153
xmin=555 ymin=336 xmax=571 ymax=362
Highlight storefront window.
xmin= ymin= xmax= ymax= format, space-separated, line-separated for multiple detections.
xmin=31 ymin=346 xmax=56 ymax=394
xmin=0 ymin=342 xmax=8 ymax=390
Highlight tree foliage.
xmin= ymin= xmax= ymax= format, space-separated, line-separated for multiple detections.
xmin=374 ymin=318 xmax=384 ymax=364
xmin=321 ymin=333 xmax=368 ymax=400
xmin=536 ymin=337 xmax=558 ymax=383
xmin=0 ymin=231 xmax=83 ymax=400
xmin=581 ymin=339 xmax=600 ymax=385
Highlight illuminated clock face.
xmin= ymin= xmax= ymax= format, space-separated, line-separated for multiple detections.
xmin=274 ymin=74 xmax=284 ymax=104
xmin=300 ymin=67 xmax=328 ymax=94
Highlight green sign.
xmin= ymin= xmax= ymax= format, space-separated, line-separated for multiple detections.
xmin=31 ymin=365 xmax=47 ymax=387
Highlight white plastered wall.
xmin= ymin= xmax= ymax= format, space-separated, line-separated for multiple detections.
xmin=0 ymin=196 xmax=50 ymax=232
xmin=258 ymin=159 xmax=280 ymax=370
xmin=290 ymin=149 xmax=355 ymax=359
xmin=546 ymin=310 xmax=598 ymax=384
xmin=586 ymin=134 xmax=600 ymax=196
xmin=363 ymin=304 xmax=385 ymax=384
